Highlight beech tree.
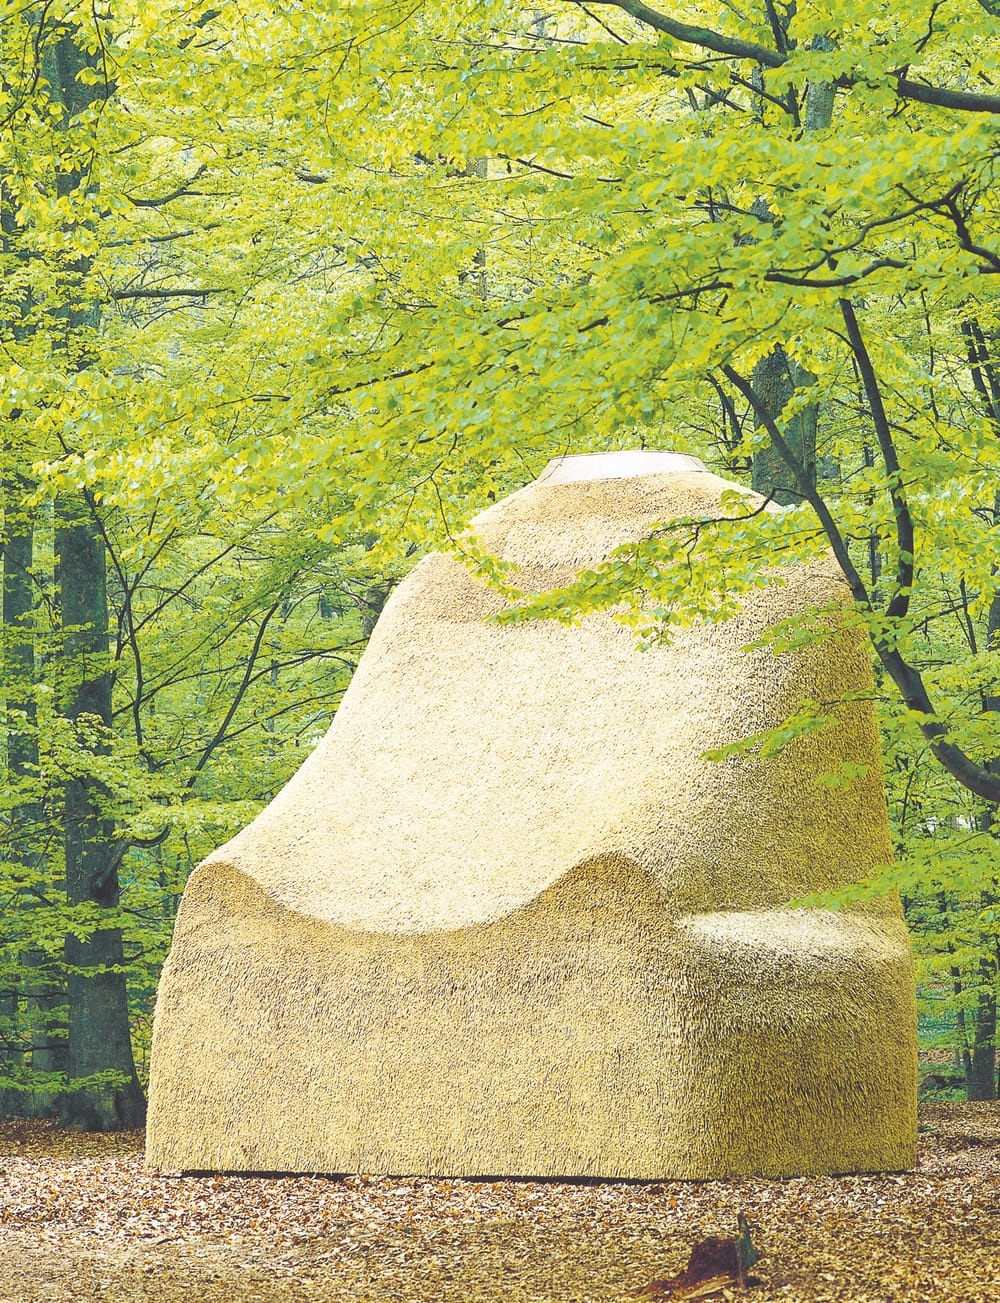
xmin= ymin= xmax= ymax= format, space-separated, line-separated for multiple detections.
xmin=79 ymin=0 xmax=994 ymax=802
xmin=151 ymin=0 xmax=995 ymax=1088
xmin=4 ymin=0 xmax=1000 ymax=1113
xmin=0 ymin=3 xmax=394 ymax=1123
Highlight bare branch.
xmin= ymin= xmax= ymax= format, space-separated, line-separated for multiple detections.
xmin=187 ymin=600 xmax=285 ymax=783
xmin=764 ymin=257 xmax=909 ymax=288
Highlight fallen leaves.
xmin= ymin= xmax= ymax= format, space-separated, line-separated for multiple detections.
xmin=0 ymin=1103 xmax=997 ymax=1302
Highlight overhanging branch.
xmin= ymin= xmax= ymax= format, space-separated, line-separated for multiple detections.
xmin=838 ymin=298 xmax=915 ymax=621
xmin=570 ymin=0 xmax=784 ymax=65
xmin=574 ymin=0 xmax=1000 ymax=114
xmin=896 ymin=76 xmax=1000 ymax=115
xmin=111 ymin=287 xmax=228 ymax=300
xmin=722 ymin=364 xmax=1000 ymax=803
xmin=126 ymin=164 xmax=208 ymax=208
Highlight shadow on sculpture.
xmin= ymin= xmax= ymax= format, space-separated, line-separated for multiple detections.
xmin=146 ymin=451 xmax=916 ymax=1178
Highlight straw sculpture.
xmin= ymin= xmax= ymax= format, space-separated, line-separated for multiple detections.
xmin=146 ymin=450 xmax=916 ymax=1178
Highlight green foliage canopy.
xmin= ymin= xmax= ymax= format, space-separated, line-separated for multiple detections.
xmin=3 ymin=0 xmax=1000 ymax=1106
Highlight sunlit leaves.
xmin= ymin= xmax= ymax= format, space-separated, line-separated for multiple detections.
xmin=4 ymin=0 xmax=1000 ymax=1092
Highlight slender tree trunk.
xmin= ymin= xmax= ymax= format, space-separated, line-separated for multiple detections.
xmin=2 ymin=495 xmax=35 ymax=798
xmin=2 ymin=476 xmax=66 ymax=1117
xmin=1 ymin=159 xmax=31 ymax=1118
xmin=955 ymin=988 xmax=973 ymax=1086
xmin=965 ymin=978 xmax=997 ymax=1100
xmin=1 ymin=479 xmax=34 ymax=1114
xmin=966 ymin=591 xmax=1000 ymax=1099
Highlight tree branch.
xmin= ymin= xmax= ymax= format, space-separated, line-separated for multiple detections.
xmin=186 ymin=599 xmax=285 ymax=784
xmin=104 ymin=222 xmax=224 ymax=249
xmin=721 ymin=364 xmax=871 ymax=606
xmin=838 ymin=298 xmax=915 ymax=621
xmin=574 ymin=0 xmax=1000 ymax=114
xmin=764 ymin=257 xmax=909 ymax=288
xmin=722 ymin=363 xmax=1000 ymax=803
xmin=110 ymin=287 xmax=228 ymax=300
xmin=570 ymin=0 xmax=784 ymax=65
xmin=896 ymin=76 xmax=1000 ymax=115
xmin=962 ymin=317 xmax=1000 ymax=420
xmin=126 ymin=164 xmax=208 ymax=208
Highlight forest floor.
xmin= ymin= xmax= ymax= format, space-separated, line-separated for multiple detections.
xmin=0 ymin=1102 xmax=996 ymax=1303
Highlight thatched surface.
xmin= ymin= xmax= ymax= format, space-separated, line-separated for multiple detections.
xmin=147 ymin=451 xmax=916 ymax=1178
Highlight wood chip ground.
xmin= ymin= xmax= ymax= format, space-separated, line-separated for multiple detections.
xmin=0 ymin=1103 xmax=997 ymax=1302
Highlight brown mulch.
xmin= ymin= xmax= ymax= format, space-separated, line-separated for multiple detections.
xmin=0 ymin=1103 xmax=997 ymax=1302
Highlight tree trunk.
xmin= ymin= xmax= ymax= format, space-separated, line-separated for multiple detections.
xmin=27 ymin=21 xmax=147 ymax=1131
xmin=749 ymin=346 xmax=818 ymax=504
xmin=965 ymin=976 xmax=997 ymax=1100
xmin=56 ymin=500 xmax=146 ymax=1129
xmin=1 ymin=480 xmax=34 ymax=1114
xmin=966 ymin=590 xmax=1000 ymax=1100
xmin=2 ymin=477 xmax=66 ymax=1118
xmin=749 ymin=36 xmax=835 ymax=503
xmin=1 ymin=155 xmax=32 ymax=1117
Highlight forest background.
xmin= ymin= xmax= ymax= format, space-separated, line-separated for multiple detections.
xmin=1 ymin=0 xmax=999 ymax=1130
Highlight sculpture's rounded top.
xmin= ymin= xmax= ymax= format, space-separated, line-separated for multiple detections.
xmin=537 ymin=450 xmax=706 ymax=484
